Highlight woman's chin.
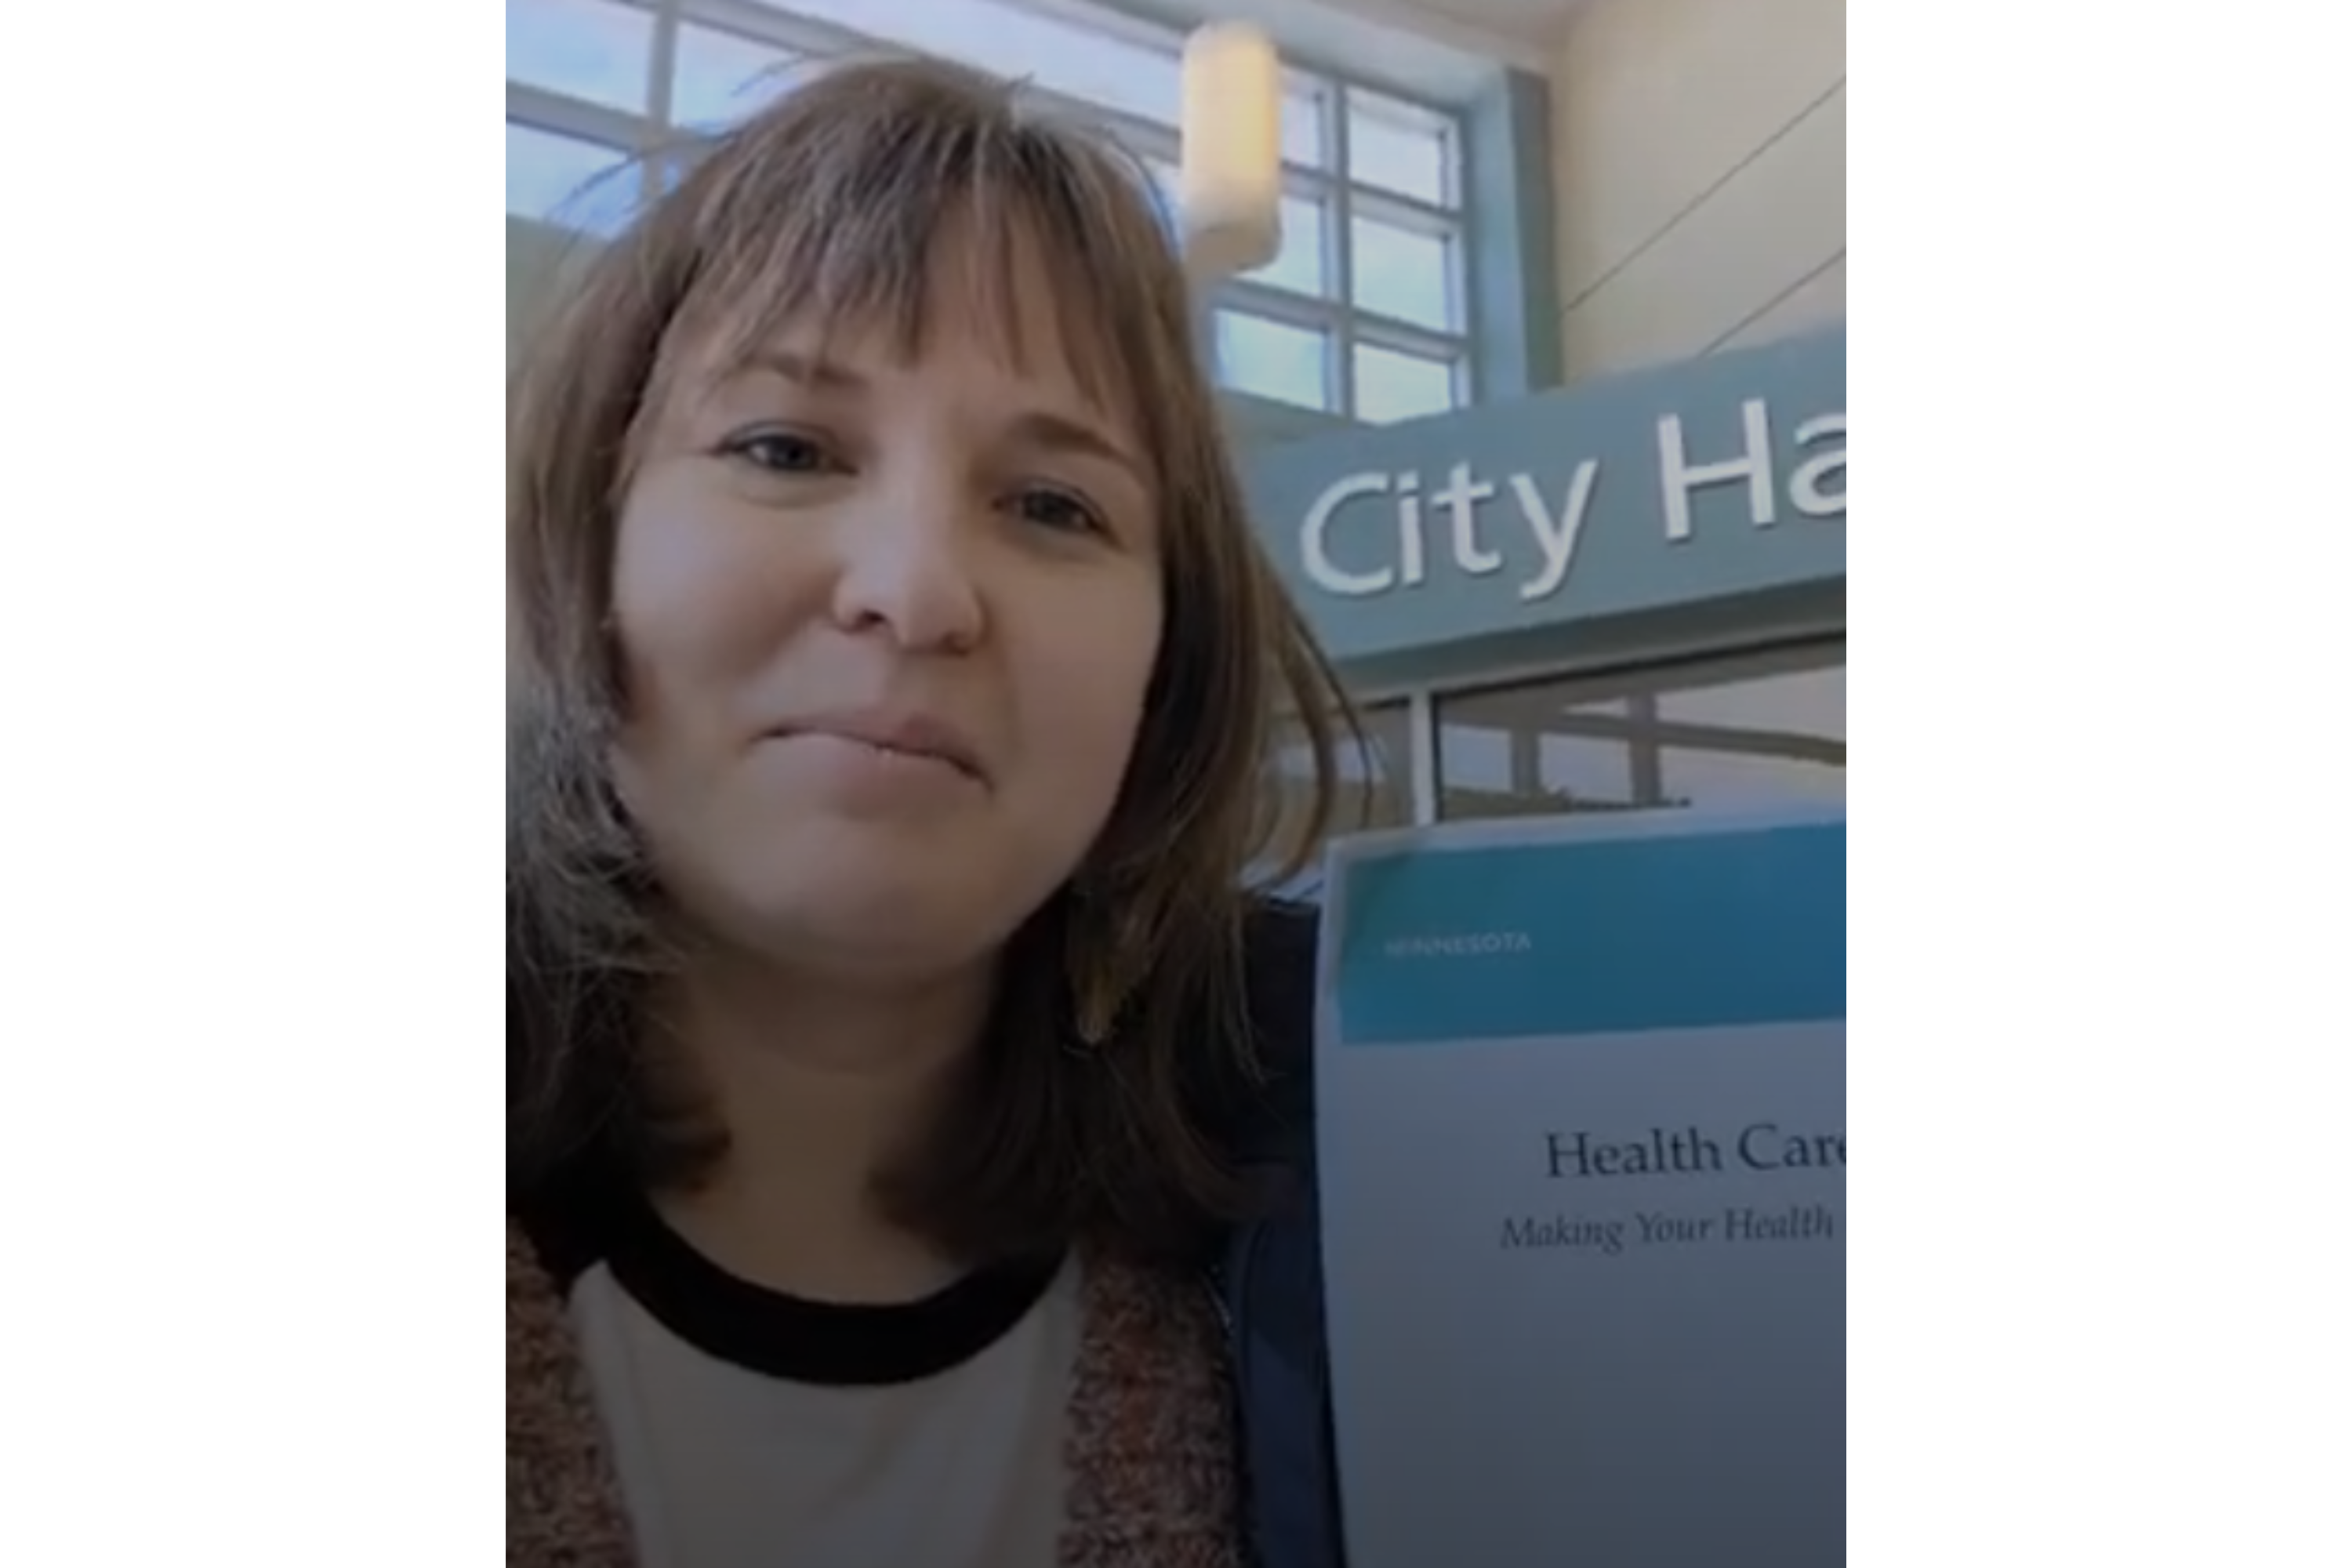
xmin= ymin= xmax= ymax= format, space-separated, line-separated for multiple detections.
xmin=720 ymin=864 xmax=1032 ymax=982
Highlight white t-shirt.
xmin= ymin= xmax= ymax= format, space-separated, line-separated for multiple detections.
xmin=539 ymin=1182 xmax=1081 ymax=1568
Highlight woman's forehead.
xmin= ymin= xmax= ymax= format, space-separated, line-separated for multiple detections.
xmin=667 ymin=217 xmax=1149 ymax=430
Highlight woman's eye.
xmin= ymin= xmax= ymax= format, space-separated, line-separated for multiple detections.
xmin=727 ymin=431 xmax=836 ymax=475
xmin=1013 ymin=487 xmax=1105 ymax=536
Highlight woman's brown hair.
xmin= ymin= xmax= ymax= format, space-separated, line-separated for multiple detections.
xmin=508 ymin=54 xmax=1362 ymax=1265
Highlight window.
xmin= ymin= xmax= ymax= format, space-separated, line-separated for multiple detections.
xmin=505 ymin=1 xmax=1479 ymax=418
xmin=1244 ymin=195 xmax=1333 ymax=302
xmin=1347 ymin=89 xmax=1454 ymax=207
xmin=1349 ymin=213 xmax=1455 ymax=332
xmin=1352 ymin=343 xmax=1456 ymax=426
xmin=671 ymin=22 xmax=799 ymax=128
xmin=1275 ymin=699 xmax=1413 ymax=833
xmin=1211 ymin=82 xmax=1471 ymax=423
xmin=1436 ymin=644 xmax=1846 ymax=822
xmin=1260 ymin=699 xmax=1414 ymax=896
xmin=1139 ymin=160 xmax=1186 ymax=245
xmin=507 ymin=0 xmax=655 ymax=114
xmin=506 ymin=122 xmax=638 ymax=235
xmin=1653 ymin=656 xmax=1846 ymax=808
xmin=764 ymin=0 xmax=1189 ymax=127
xmin=1341 ymin=700 xmax=1416 ymax=833
xmin=1439 ymin=692 xmax=1642 ymax=820
xmin=1216 ymin=311 xmax=1331 ymax=412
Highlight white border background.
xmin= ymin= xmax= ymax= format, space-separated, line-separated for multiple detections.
xmin=1 ymin=2 xmax=503 ymax=1558
xmin=2 ymin=2 xmax=2347 ymax=1563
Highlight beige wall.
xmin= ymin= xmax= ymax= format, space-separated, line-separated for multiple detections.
xmin=1548 ymin=0 xmax=1845 ymax=379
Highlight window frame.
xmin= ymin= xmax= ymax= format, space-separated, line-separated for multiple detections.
xmin=504 ymin=0 xmax=1478 ymax=423
xmin=1208 ymin=79 xmax=1472 ymax=423
xmin=1423 ymin=638 xmax=1849 ymax=825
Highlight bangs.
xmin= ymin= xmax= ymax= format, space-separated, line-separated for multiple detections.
xmin=645 ymin=60 xmax=1189 ymax=459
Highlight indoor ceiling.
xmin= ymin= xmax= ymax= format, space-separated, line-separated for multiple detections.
xmin=1138 ymin=0 xmax=1606 ymax=95
xmin=1364 ymin=0 xmax=1600 ymax=49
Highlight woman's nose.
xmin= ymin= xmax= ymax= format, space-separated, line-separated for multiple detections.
xmin=823 ymin=487 xmax=989 ymax=654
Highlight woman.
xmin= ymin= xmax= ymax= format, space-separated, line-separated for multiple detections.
xmin=509 ymin=54 xmax=1359 ymax=1568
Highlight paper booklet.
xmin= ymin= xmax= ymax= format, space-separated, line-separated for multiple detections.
xmin=1315 ymin=806 xmax=1845 ymax=1568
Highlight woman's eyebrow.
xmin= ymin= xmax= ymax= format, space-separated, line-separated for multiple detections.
xmin=1002 ymin=410 xmax=1145 ymax=486
xmin=729 ymin=349 xmax=869 ymax=394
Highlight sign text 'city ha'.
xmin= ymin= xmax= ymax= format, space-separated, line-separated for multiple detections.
xmin=1295 ymin=397 xmax=1846 ymax=602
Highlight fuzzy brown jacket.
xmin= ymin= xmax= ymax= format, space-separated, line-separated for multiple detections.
xmin=506 ymin=1221 xmax=1247 ymax=1567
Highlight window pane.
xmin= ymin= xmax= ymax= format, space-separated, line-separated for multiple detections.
xmin=756 ymin=0 xmax=1181 ymax=125
xmin=1438 ymin=686 xmax=1639 ymax=821
xmin=507 ymin=122 xmax=638 ymax=236
xmin=1347 ymin=88 xmax=1454 ymax=206
xmin=666 ymin=137 xmax=715 ymax=187
xmin=1350 ymin=216 xmax=1456 ymax=331
xmin=1651 ymin=653 xmax=1846 ymax=808
xmin=1149 ymin=165 xmax=1327 ymax=296
xmin=1279 ymin=700 xmax=1414 ymax=829
xmin=1659 ymin=662 xmax=1846 ymax=737
xmin=1141 ymin=160 xmax=1185 ymax=245
xmin=1240 ymin=195 xmax=1331 ymax=298
xmin=506 ymin=0 xmax=654 ymax=114
xmin=1438 ymin=647 xmax=1847 ymax=820
xmin=1215 ymin=310 xmax=1330 ymax=410
xmin=1262 ymin=700 xmax=1414 ymax=895
xmin=1659 ymin=747 xmax=1845 ymax=808
xmin=1280 ymin=78 xmax=1331 ymax=169
xmin=1352 ymin=343 xmax=1455 ymax=424
xmin=672 ymin=23 xmax=797 ymax=129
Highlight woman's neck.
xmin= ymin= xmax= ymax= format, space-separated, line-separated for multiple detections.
xmin=644 ymin=951 xmax=998 ymax=1305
